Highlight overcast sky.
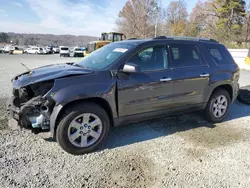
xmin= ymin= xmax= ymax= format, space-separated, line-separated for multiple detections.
xmin=0 ymin=0 xmax=249 ymax=36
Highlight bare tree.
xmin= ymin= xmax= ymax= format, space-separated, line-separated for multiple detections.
xmin=116 ymin=0 xmax=159 ymax=38
xmin=164 ymin=0 xmax=188 ymax=36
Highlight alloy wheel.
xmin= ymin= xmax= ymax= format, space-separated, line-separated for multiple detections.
xmin=212 ymin=95 xmax=228 ymax=118
xmin=67 ymin=113 xmax=102 ymax=148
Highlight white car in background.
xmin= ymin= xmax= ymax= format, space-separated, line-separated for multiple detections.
xmin=73 ymin=47 xmax=85 ymax=57
xmin=0 ymin=46 xmax=4 ymax=53
xmin=53 ymin=47 xmax=60 ymax=53
xmin=60 ymin=46 xmax=70 ymax=57
xmin=42 ymin=47 xmax=51 ymax=54
xmin=26 ymin=47 xmax=44 ymax=54
xmin=3 ymin=46 xmax=14 ymax=53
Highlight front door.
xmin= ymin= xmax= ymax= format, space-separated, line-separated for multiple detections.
xmin=117 ymin=45 xmax=175 ymax=118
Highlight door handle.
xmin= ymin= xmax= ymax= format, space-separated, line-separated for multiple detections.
xmin=200 ymin=73 xmax=210 ymax=77
xmin=160 ymin=78 xmax=172 ymax=82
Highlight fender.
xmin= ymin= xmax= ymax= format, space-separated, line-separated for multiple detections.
xmin=46 ymin=72 xmax=118 ymax=138
xmin=204 ymin=71 xmax=234 ymax=102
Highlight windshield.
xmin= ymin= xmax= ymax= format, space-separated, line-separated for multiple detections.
xmin=78 ymin=42 xmax=135 ymax=70
xmin=61 ymin=48 xmax=69 ymax=50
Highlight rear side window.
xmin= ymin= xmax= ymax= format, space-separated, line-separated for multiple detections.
xmin=206 ymin=44 xmax=234 ymax=65
xmin=169 ymin=44 xmax=202 ymax=68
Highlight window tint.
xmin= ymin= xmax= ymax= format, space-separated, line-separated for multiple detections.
xmin=129 ymin=46 xmax=168 ymax=71
xmin=169 ymin=44 xmax=202 ymax=68
xmin=206 ymin=44 xmax=234 ymax=65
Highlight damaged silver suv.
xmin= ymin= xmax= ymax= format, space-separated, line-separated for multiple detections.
xmin=8 ymin=37 xmax=240 ymax=155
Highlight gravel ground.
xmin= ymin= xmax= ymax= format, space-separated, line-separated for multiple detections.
xmin=1 ymin=54 xmax=250 ymax=188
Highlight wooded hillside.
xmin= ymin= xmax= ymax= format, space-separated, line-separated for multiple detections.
xmin=0 ymin=32 xmax=98 ymax=46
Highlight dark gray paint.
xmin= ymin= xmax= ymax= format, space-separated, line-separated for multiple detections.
xmin=8 ymin=38 xmax=240 ymax=137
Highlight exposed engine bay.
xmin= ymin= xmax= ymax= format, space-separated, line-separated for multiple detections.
xmin=7 ymin=62 xmax=95 ymax=136
xmin=8 ymin=80 xmax=55 ymax=134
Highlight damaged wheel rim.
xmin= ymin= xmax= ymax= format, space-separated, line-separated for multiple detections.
xmin=67 ymin=113 xmax=102 ymax=148
xmin=212 ymin=95 xmax=228 ymax=118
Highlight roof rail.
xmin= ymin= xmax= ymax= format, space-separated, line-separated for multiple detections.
xmin=153 ymin=36 xmax=167 ymax=40
xmin=127 ymin=38 xmax=138 ymax=40
xmin=153 ymin=36 xmax=218 ymax=43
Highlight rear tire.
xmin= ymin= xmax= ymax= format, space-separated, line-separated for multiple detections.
xmin=204 ymin=89 xmax=231 ymax=123
xmin=56 ymin=103 xmax=110 ymax=155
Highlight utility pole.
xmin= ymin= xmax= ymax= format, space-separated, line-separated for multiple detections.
xmin=154 ymin=6 xmax=158 ymax=37
xmin=155 ymin=19 xmax=158 ymax=37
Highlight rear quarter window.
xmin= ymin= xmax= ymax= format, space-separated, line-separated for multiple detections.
xmin=205 ymin=44 xmax=234 ymax=65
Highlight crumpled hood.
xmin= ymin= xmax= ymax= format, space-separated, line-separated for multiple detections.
xmin=13 ymin=63 xmax=94 ymax=88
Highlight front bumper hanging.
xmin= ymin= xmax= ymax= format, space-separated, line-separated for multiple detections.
xmin=7 ymin=95 xmax=53 ymax=134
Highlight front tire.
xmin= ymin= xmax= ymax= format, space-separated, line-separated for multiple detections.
xmin=56 ymin=103 xmax=110 ymax=155
xmin=204 ymin=89 xmax=231 ymax=123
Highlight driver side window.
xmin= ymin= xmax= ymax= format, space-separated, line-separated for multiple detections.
xmin=129 ymin=46 xmax=168 ymax=72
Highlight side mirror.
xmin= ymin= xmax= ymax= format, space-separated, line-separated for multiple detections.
xmin=122 ymin=63 xmax=141 ymax=73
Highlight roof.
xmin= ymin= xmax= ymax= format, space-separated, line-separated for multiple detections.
xmin=154 ymin=36 xmax=218 ymax=43
xmin=119 ymin=36 xmax=218 ymax=44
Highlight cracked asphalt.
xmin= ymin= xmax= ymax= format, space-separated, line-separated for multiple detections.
xmin=0 ymin=54 xmax=250 ymax=188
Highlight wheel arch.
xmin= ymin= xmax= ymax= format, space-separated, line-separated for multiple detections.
xmin=208 ymin=84 xmax=233 ymax=102
xmin=51 ymin=97 xmax=114 ymax=139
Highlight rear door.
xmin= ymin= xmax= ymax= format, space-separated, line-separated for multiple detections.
xmin=117 ymin=45 xmax=175 ymax=118
xmin=168 ymin=42 xmax=211 ymax=109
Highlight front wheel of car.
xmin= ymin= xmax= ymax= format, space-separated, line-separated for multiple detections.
xmin=204 ymin=89 xmax=231 ymax=123
xmin=56 ymin=103 xmax=110 ymax=155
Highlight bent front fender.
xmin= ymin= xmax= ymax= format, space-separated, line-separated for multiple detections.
xmin=49 ymin=104 xmax=63 ymax=138
xmin=47 ymin=75 xmax=118 ymax=138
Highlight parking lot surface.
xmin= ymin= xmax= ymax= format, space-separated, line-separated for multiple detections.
xmin=0 ymin=54 xmax=250 ymax=188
